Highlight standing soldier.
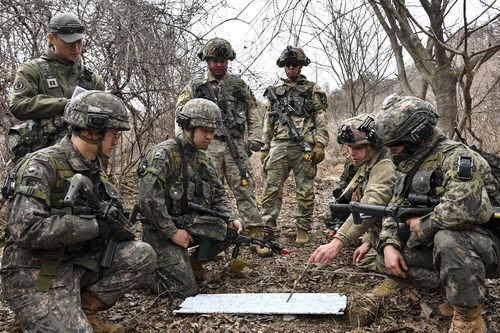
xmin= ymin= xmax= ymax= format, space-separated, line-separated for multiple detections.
xmin=176 ymin=38 xmax=268 ymax=255
xmin=373 ymin=94 xmax=500 ymax=332
xmin=9 ymin=12 xmax=104 ymax=163
xmin=138 ymin=98 xmax=243 ymax=298
xmin=1 ymin=91 xmax=156 ymax=332
xmin=261 ymin=46 xmax=329 ymax=244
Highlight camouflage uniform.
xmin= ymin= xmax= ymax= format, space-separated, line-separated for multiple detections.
xmin=176 ymin=71 xmax=263 ymax=230
xmin=374 ymin=96 xmax=500 ymax=309
xmin=138 ymin=99 xmax=237 ymax=298
xmin=261 ymin=74 xmax=329 ymax=232
xmin=9 ymin=44 xmax=104 ymax=162
xmin=0 ymin=136 xmax=156 ymax=332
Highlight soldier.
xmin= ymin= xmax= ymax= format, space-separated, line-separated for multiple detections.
xmin=372 ymin=94 xmax=500 ymax=332
xmin=261 ymin=46 xmax=329 ymax=244
xmin=0 ymin=91 xmax=156 ymax=332
xmin=9 ymin=12 xmax=105 ymax=163
xmin=176 ymin=38 xmax=267 ymax=255
xmin=308 ymin=114 xmax=405 ymax=326
xmin=138 ymin=98 xmax=243 ymax=298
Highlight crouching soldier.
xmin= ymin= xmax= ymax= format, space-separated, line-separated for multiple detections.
xmin=138 ymin=98 xmax=243 ymax=298
xmin=1 ymin=91 xmax=157 ymax=332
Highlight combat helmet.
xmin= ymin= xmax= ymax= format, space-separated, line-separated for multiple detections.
xmin=176 ymin=98 xmax=221 ymax=130
xmin=276 ymin=46 xmax=311 ymax=67
xmin=63 ymin=90 xmax=131 ymax=131
xmin=198 ymin=38 xmax=236 ymax=61
xmin=372 ymin=94 xmax=439 ymax=147
xmin=337 ymin=113 xmax=376 ymax=145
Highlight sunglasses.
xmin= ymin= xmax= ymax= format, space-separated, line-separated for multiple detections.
xmin=284 ymin=61 xmax=301 ymax=68
xmin=52 ymin=25 xmax=85 ymax=34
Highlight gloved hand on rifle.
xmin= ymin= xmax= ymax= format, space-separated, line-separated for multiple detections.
xmin=311 ymin=142 xmax=325 ymax=165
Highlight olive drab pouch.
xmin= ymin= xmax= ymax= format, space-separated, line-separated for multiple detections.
xmin=186 ymin=215 xmax=227 ymax=241
xmin=8 ymin=120 xmax=47 ymax=163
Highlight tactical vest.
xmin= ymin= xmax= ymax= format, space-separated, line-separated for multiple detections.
xmin=2 ymin=146 xmax=107 ymax=291
xmin=273 ymin=82 xmax=315 ymax=118
xmin=34 ymin=58 xmax=94 ymax=98
xmin=393 ymin=140 xmax=491 ymax=202
xmin=137 ymin=139 xmax=218 ymax=216
xmin=8 ymin=59 xmax=95 ymax=163
xmin=191 ymin=75 xmax=248 ymax=135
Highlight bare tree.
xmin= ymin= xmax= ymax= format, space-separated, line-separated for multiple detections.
xmin=368 ymin=0 xmax=500 ymax=136
xmin=0 ymin=0 xmax=222 ymax=184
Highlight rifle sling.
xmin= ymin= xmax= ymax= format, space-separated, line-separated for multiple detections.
xmin=402 ymin=138 xmax=445 ymax=199
xmin=174 ymin=137 xmax=189 ymax=214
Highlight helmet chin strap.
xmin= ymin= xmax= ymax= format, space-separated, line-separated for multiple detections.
xmin=351 ymin=144 xmax=376 ymax=167
xmin=76 ymin=130 xmax=108 ymax=158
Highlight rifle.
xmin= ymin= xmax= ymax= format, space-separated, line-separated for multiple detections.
xmin=345 ymin=193 xmax=500 ymax=228
xmin=186 ymin=201 xmax=289 ymax=260
xmin=197 ymin=82 xmax=251 ymax=186
xmin=327 ymin=200 xmax=351 ymax=237
xmin=264 ymin=87 xmax=312 ymax=161
xmin=63 ymin=174 xmax=134 ymax=268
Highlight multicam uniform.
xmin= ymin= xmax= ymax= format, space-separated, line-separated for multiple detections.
xmin=333 ymin=148 xmax=394 ymax=271
xmin=9 ymin=45 xmax=104 ymax=161
xmin=138 ymin=133 xmax=237 ymax=298
xmin=0 ymin=136 xmax=156 ymax=332
xmin=261 ymin=75 xmax=329 ymax=232
xmin=176 ymin=71 xmax=263 ymax=229
xmin=377 ymin=128 xmax=500 ymax=307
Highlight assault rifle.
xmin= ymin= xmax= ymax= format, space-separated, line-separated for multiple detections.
xmin=338 ymin=193 xmax=500 ymax=227
xmin=327 ymin=200 xmax=351 ymax=237
xmin=197 ymin=82 xmax=251 ymax=186
xmin=64 ymin=174 xmax=135 ymax=268
xmin=347 ymin=193 xmax=438 ymax=225
xmin=186 ymin=201 xmax=289 ymax=260
xmin=264 ymin=87 xmax=312 ymax=161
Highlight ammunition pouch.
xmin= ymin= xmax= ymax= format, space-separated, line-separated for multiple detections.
xmin=174 ymin=214 xmax=227 ymax=241
xmin=8 ymin=120 xmax=46 ymax=162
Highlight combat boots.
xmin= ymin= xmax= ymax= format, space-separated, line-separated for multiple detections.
xmin=247 ymin=226 xmax=273 ymax=257
xmin=449 ymin=304 xmax=486 ymax=333
xmin=295 ymin=229 xmax=309 ymax=244
xmin=11 ymin=316 xmax=21 ymax=333
xmin=81 ymin=292 xmax=125 ymax=333
xmin=371 ymin=277 xmax=408 ymax=297
xmin=435 ymin=300 xmax=454 ymax=317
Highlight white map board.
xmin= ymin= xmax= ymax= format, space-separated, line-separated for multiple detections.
xmin=173 ymin=293 xmax=347 ymax=315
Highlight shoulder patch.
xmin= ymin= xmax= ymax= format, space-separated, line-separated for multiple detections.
xmin=316 ymin=91 xmax=328 ymax=108
xmin=13 ymin=80 xmax=26 ymax=93
xmin=22 ymin=164 xmax=44 ymax=179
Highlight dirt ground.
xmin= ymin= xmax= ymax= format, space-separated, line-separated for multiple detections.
xmin=1 ymin=152 xmax=500 ymax=332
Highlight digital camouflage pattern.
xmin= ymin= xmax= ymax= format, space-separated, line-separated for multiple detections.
xmin=0 ymin=136 xmax=156 ymax=331
xmin=197 ymin=37 xmax=236 ymax=61
xmin=138 ymin=133 xmax=237 ymax=298
xmin=176 ymin=70 xmax=264 ymax=230
xmin=63 ymin=90 xmax=131 ymax=130
xmin=376 ymin=126 xmax=500 ymax=308
xmin=372 ymin=94 xmax=439 ymax=147
xmin=261 ymin=75 xmax=329 ymax=233
xmin=177 ymin=98 xmax=221 ymax=129
xmin=9 ymin=44 xmax=104 ymax=162
xmin=276 ymin=46 xmax=311 ymax=67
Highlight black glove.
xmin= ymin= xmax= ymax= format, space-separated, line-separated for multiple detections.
xmin=97 ymin=218 xmax=111 ymax=242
